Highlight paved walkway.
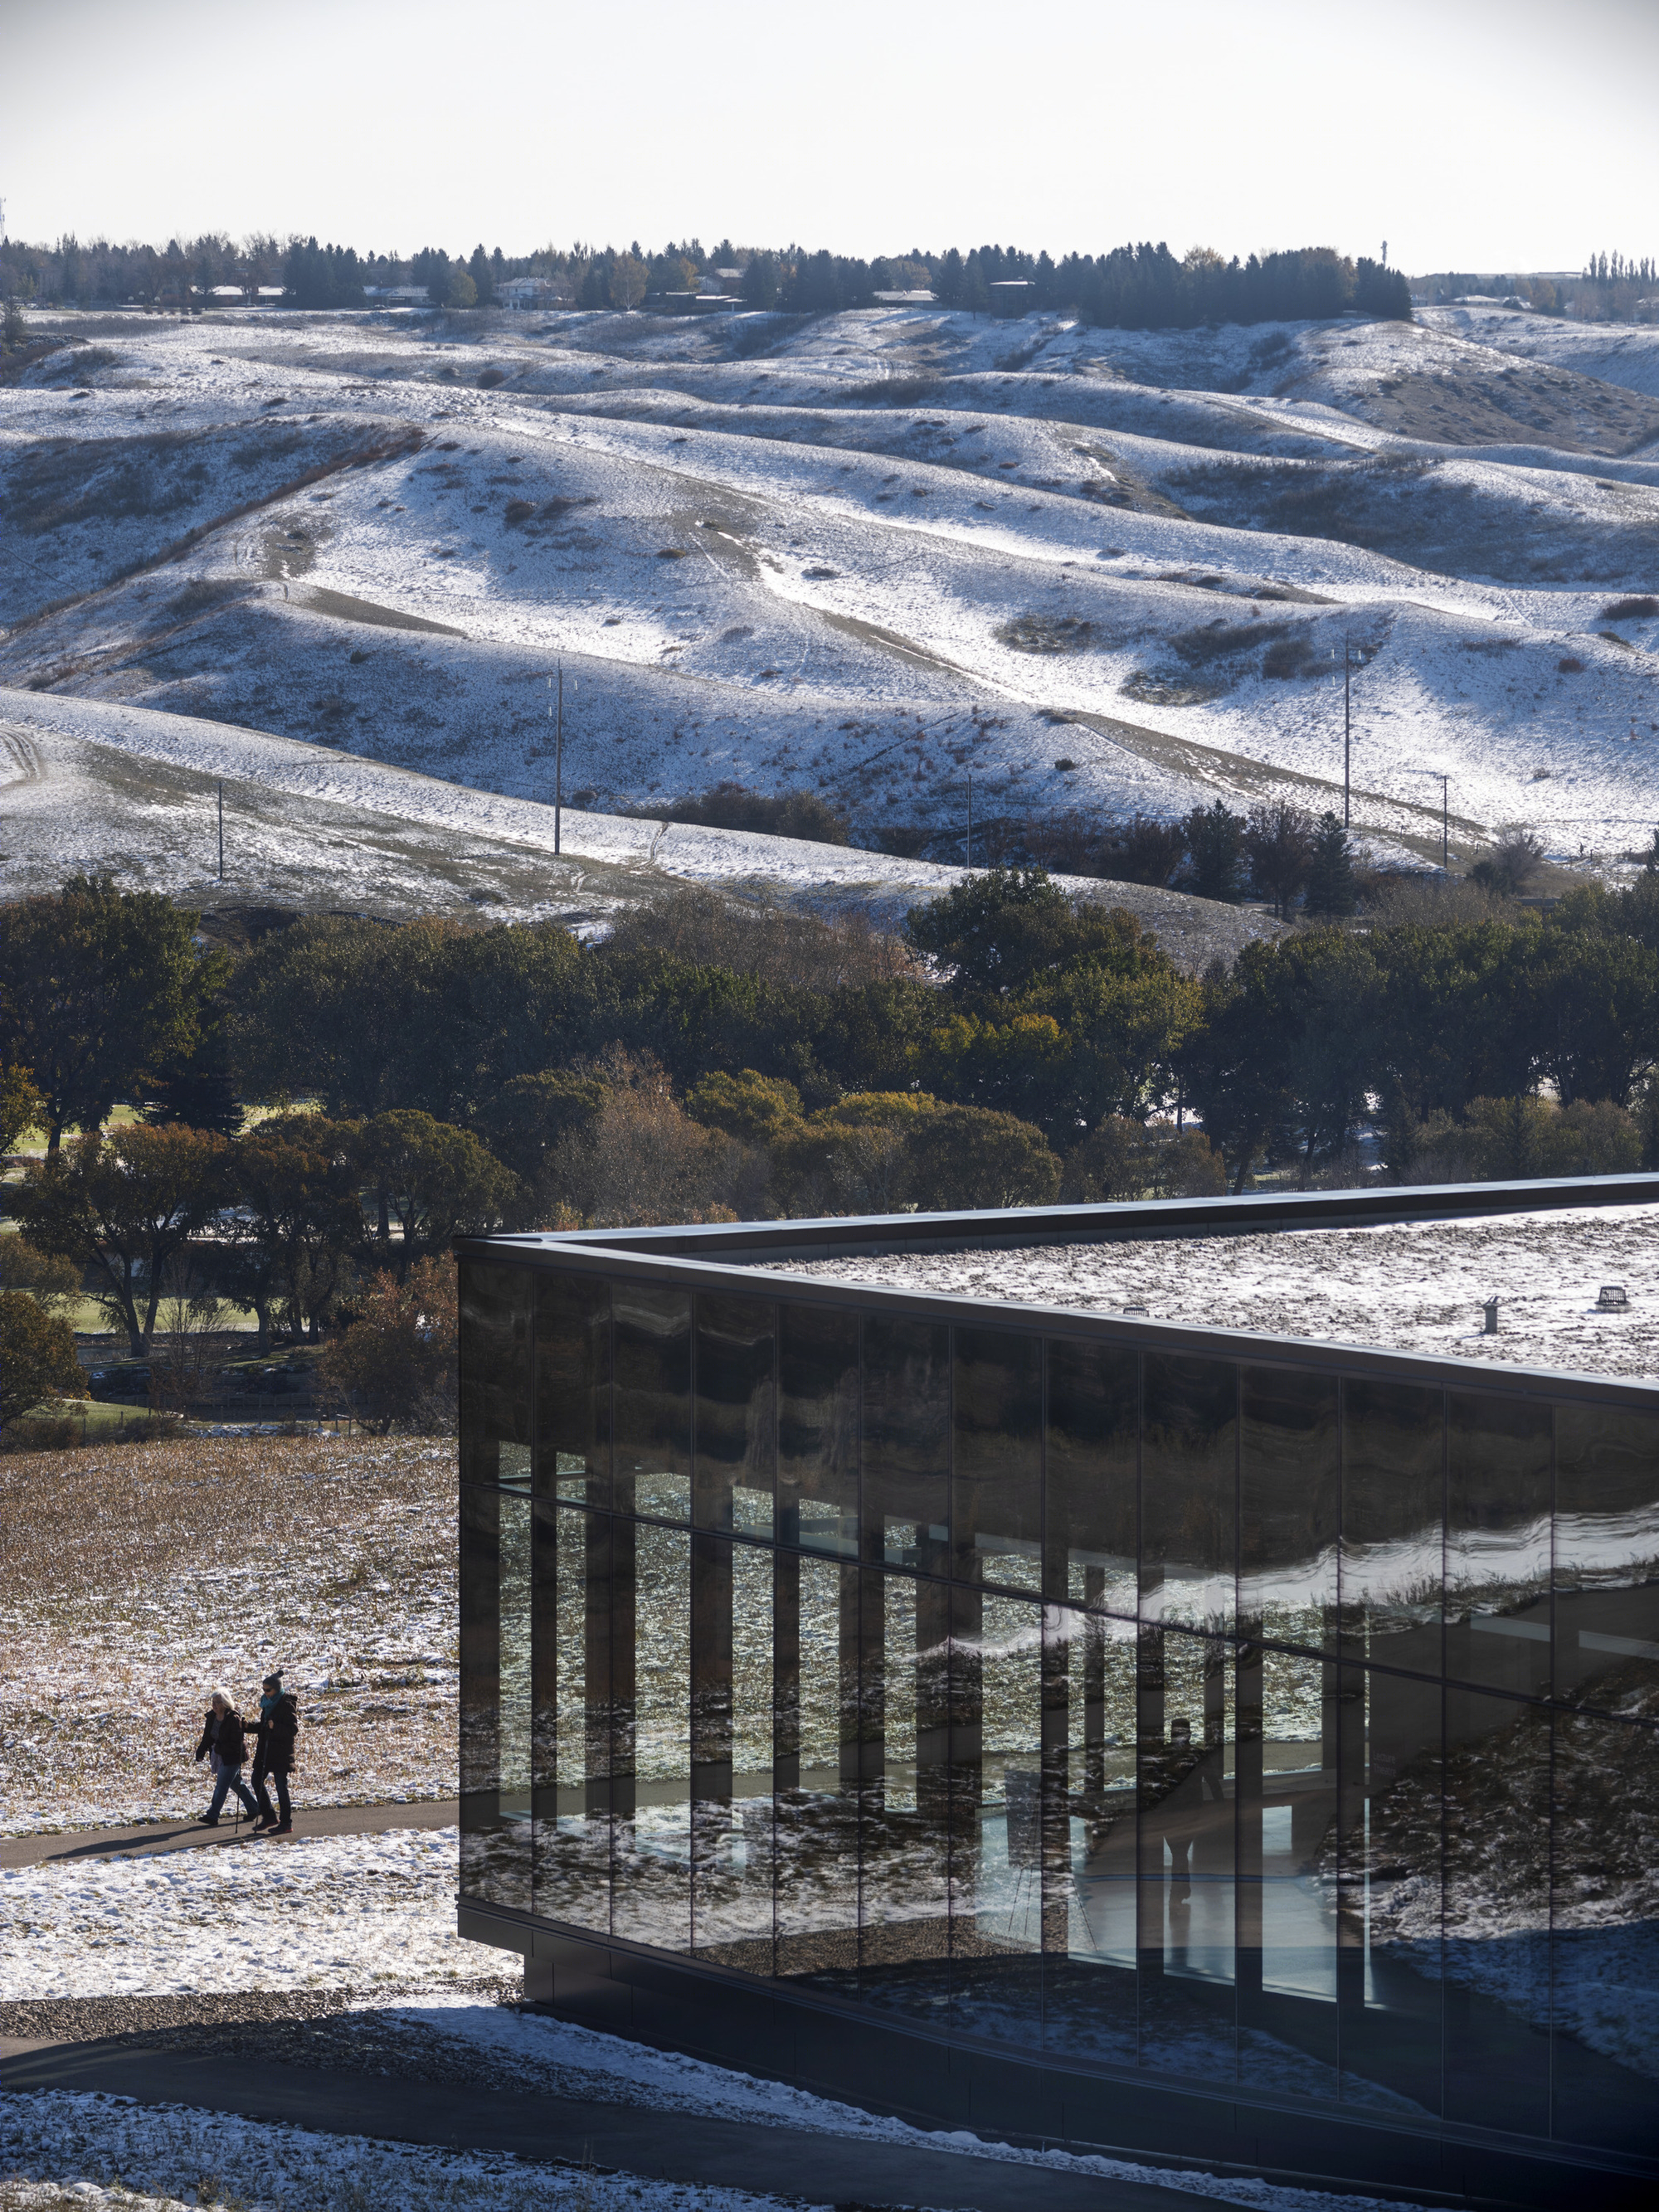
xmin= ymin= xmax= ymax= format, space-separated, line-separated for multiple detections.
xmin=0 ymin=2041 xmax=1222 ymax=2212
xmin=0 ymin=1798 xmax=459 ymax=1869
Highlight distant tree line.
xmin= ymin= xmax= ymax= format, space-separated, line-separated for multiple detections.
xmin=10 ymin=849 xmax=1659 ymax=1428
xmin=1416 ymin=253 xmax=1657 ymax=324
xmin=2 ymin=227 xmax=1410 ymax=328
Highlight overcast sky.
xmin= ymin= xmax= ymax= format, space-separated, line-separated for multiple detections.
xmin=7 ymin=0 xmax=1656 ymax=273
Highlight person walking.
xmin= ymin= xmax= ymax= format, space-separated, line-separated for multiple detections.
xmin=194 ymin=1693 xmax=259 ymax=1827
xmin=249 ymin=1670 xmax=299 ymax=1835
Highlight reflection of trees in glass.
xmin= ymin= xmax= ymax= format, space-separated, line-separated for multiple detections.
xmin=499 ymin=1498 xmax=532 ymax=1795
xmin=635 ymin=1524 xmax=691 ymax=1782
xmin=732 ymin=1545 xmax=773 ymax=1775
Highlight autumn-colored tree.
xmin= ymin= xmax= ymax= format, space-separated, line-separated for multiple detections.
xmin=12 ymin=1125 xmax=232 ymax=1354
xmin=0 ymin=1234 xmax=83 ymax=1320
xmin=1 ymin=1062 xmax=45 ymax=1155
xmin=318 ymin=1256 xmax=458 ymax=1434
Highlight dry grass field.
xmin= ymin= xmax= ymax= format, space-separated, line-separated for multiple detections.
xmin=0 ymin=1435 xmax=457 ymax=1835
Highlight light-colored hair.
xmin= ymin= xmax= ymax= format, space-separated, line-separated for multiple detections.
xmin=210 ymin=1690 xmax=229 ymax=1709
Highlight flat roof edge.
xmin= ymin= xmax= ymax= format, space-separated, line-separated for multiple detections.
xmin=476 ymin=1173 xmax=1659 ymax=1266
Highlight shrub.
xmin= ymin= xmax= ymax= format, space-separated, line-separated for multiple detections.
xmin=1470 ymin=829 xmax=1546 ymax=897
xmin=0 ymin=1290 xmax=83 ymax=1428
xmin=1061 ymin=1117 xmax=1226 ymax=1202
xmin=478 ymin=367 xmax=507 ymax=389
xmin=1406 ymin=1095 xmax=1640 ymax=1184
xmin=998 ymin=613 xmax=1094 ymax=654
xmin=1262 ymin=634 xmax=1320 ymax=679
xmin=646 ymin=782 xmax=850 ymax=847
xmin=318 ymin=1255 xmax=457 ymax=1434
xmin=1558 ymin=655 xmax=1585 ymax=674
xmin=904 ymin=1103 xmax=1061 ymax=1212
xmin=1602 ymin=596 xmax=1658 ymax=621
xmin=504 ymin=498 xmax=535 ymax=525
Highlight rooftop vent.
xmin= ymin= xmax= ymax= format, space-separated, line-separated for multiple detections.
xmin=1482 ymin=1297 xmax=1500 ymax=1335
xmin=1597 ymin=1283 xmax=1629 ymax=1311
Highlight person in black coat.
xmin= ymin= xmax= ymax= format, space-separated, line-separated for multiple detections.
xmin=249 ymin=1670 xmax=299 ymax=1835
xmin=194 ymin=1693 xmax=259 ymax=1826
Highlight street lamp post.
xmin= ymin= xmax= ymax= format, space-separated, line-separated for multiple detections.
xmin=1407 ymin=771 xmax=1451 ymax=870
xmin=548 ymin=667 xmax=567 ymax=857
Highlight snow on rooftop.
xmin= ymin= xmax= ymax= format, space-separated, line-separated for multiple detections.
xmin=774 ymin=1203 xmax=1659 ymax=1380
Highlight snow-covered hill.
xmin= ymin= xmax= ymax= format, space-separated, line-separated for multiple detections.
xmin=5 ymin=300 xmax=1659 ymax=879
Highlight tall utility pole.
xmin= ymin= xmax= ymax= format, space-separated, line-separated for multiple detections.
xmin=1343 ymin=635 xmax=1352 ymax=829
xmin=966 ymin=771 xmax=973 ymax=872
xmin=552 ymin=666 xmax=564 ymax=857
xmin=217 ymin=780 xmax=224 ymax=880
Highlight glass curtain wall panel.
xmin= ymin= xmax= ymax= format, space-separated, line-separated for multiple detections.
xmin=1442 ymin=1684 xmax=1550 ymax=2137
xmin=777 ymin=1302 xmax=860 ymax=1559
xmin=695 ymin=1295 xmax=776 ymax=1539
xmin=1137 ymin=1627 xmax=1236 ymax=2080
xmin=690 ymin=1534 xmax=776 ymax=1971
xmin=948 ymin=1586 xmax=1044 ymax=2044
xmin=859 ymin=1568 xmax=951 ymax=2017
xmin=1141 ymin=1354 xmax=1237 ymax=1636
xmin=1045 ymin=1336 xmax=1138 ymax=1616
xmin=614 ymin=1284 xmax=693 ymax=1523
xmin=535 ymin=1503 xmax=612 ymax=1932
xmin=1340 ymin=1379 xmax=1443 ymax=1674
xmin=1237 ymin=1640 xmax=1339 ymax=2098
xmin=953 ymin=1328 xmax=1042 ymax=1592
xmin=494 ymin=1490 xmax=533 ymax=1908
xmin=460 ymin=1262 xmax=532 ymax=1490
xmin=611 ymin=1521 xmax=693 ymax=1952
xmin=1550 ymin=1706 xmax=1659 ymax=2153
xmin=460 ymin=1482 xmax=526 ymax=1906
xmin=1240 ymin=1365 xmax=1338 ymax=1653
xmin=1554 ymin=1403 xmax=1659 ymax=1716
xmin=1444 ymin=1391 xmax=1552 ymax=1699
xmin=776 ymin=1556 xmax=862 ymax=1982
xmin=536 ymin=1274 xmax=611 ymax=1506
xmin=1044 ymin=1607 xmax=1139 ymax=2066
xmin=1335 ymin=1665 xmax=1442 ymax=2115
xmin=863 ymin=1314 xmax=951 ymax=1578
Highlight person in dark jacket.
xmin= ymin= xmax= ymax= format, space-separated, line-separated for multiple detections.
xmin=249 ymin=1671 xmax=299 ymax=1834
xmin=194 ymin=1693 xmax=258 ymax=1826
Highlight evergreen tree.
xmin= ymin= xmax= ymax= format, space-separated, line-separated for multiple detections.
xmin=1181 ymin=802 xmax=1247 ymax=903
xmin=468 ymin=244 xmax=494 ymax=305
xmin=1304 ymin=811 xmax=1359 ymax=916
xmin=740 ymin=251 xmax=780 ymax=308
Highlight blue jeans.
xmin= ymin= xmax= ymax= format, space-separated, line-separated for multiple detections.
xmin=208 ymin=1762 xmax=258 ymax=1821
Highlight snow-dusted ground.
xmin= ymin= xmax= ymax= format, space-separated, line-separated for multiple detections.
xmin=2 ymin=1829 xmax=482 ymax=1998
xmin=0 ymin=2096 xmax=791 ymax=2212
xmin=0 ymin=1831 xmax=1443 ymax=2212
xmin=0 ymin=1437 xmax=456 ymax=1837
xmin=0 ymin=688 xmax=1282 ymax=963
xmin=769 ymin=1202 xmax=1659 ymax=1379
xmin=6 ymin=301 xmax=1659 ymax=886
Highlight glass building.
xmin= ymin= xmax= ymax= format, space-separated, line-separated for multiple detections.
xmin=457 ymin=1189 xmax=1659 ymax=2200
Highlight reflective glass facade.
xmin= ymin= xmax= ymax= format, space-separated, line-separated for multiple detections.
xmin=459 ymin=1252 xmax=1659 ymax=2176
